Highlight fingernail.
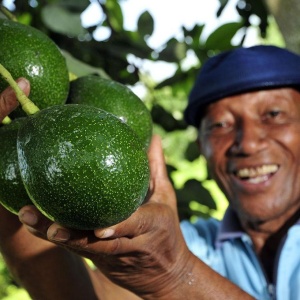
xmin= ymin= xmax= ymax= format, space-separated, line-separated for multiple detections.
xmin=49 ymin=228 xmax=70 ymax=242
xmin=19 ymin=210 xmax=38 ymax=226
xmin=16 ymin=78 xmax=29 ymax=89
xmin=95 ymin=228 xmax=115 ymax=239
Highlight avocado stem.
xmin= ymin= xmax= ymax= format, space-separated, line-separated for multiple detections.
xmin=0 ymin=5 xmax=18 ymax=22
xmin=2 ymin=116 xmax=12 ymax=125
xmin=0 ymin=63 xmax=40 ymax=115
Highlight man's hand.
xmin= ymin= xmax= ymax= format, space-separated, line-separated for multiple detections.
xmin=0 ymin=78 xmax=29 ymax=122
xmin=18 ymin=135 xmax=193 ymax=299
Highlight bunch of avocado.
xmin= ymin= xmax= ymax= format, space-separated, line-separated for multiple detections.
xmin=0 ymin=18 xmax=152 ymax=230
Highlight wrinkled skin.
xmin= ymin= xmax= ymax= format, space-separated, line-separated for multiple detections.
xmin=198 ymin=88 xmax=300 ymax=281
xmin=199 ymin=88 xmax=300 ymax=232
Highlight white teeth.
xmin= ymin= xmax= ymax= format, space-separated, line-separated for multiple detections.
xmin=236 ymin=165 xmax=278 ymax=178
xmin=248 ymin=175 xmax=269 ymax=184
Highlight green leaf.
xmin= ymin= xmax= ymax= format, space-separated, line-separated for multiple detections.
xmin=137 ymin=10 xmax=154 ymax=38
xmin=105 ymin=0 xmax=123 ymax=32
xmin=183 ymin=24 xmax=205 ymax=49
xmin=236 ymin=0 xmax=269 ymax=37
xmin=158 ymin=38 xmax=187 ymax=62
xmin=41 ymin=4 xmax=86 ymax=36
xmin=185 ymin=141 xmax=201 ymax=162
xmin=16 ymin=12 xmax=32 ymax=25
xmin=151 ymin=104 xmax=187 ymax=131
xmin=176 ymin=179 xmax=217 ymax=220
xmin=62 ymin=50 xmax=110 ymax=78
xmin=57 ymin=0 xmax=90 ymax=12
xmin=216 ymin=0 xmax=230 ymax=17
xmin=205 ymin=22 xmax=243 ymax=51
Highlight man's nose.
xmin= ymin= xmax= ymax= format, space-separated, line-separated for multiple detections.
xmin=229 ymin=119 xmax=268 ymax=156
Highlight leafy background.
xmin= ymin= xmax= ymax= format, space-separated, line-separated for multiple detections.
xmin=0 ymin=0 xmax=291 ymax=298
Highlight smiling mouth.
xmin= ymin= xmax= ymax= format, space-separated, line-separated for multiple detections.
xmin=234 ymin=164 xmax=279 ymax=184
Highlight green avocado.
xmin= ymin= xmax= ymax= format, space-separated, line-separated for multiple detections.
xmin=17 ymin=104 xmax=150 ymax=230
xmin=0 ymin=19 xmax=69 ymax=117
xmin=67 ymin=75 xmax=152 ymax=149
xmin=0 ymin=118 xmax=32 ymax=214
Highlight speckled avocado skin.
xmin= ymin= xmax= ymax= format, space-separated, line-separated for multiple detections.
xmin=0 ymin=19 xmax=69 ymax=117
xmin=0 ymin=118 xmax=32 ymax=214
xmin=67 ymin=75 xmax=152 ymax=149
xmin=17 ymin=104 xmax=150 ymax=230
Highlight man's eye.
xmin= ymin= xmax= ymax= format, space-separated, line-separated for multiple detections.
xmin=268 ymin=110 xmax=281 ymax=118
xmin=264 ymin=110 xmax=286 ymax=122
xmin=209 ymin=121 xmax=227 ymax=129
xmin=202 ymin=121 xmax=232 ymax=136
xmin=263 ymin=109 xmax=289 ymax=125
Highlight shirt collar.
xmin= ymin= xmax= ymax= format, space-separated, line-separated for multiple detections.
xmin=215 ymin=206 xmax=300 ymax=248
xmin=215 ymin=206 xmax=245 ymax=248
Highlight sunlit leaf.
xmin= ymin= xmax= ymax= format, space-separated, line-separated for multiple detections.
xmin=41 ymin=4 xmax=86 ymax=36
xmin=16 ymin=12 xmax=32 ymax=25
xmin=105 ymin=0 xmax=123 ymax=32
xmin=62 ymin=50 xmax=109 ymax=78
xmin=205 ymin=22 xmax=243 ymax=50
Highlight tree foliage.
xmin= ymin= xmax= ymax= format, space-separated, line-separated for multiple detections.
xmin=0 ymin=0 xmax=286 ymax=297
xmin=263 ymin=0 xmax=300 ymax=53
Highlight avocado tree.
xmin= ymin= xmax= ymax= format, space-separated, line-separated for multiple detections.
xmin=263 ymin=0 xmax=300 ymax=53
xmin=0 ymin=0 xmax=295 ymax=298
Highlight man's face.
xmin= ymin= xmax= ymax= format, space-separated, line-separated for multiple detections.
xmin=198 ymin=88 xmax=300 ymax=224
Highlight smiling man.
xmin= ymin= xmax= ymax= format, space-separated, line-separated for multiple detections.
xmin=182 ymin=45 xmax=300 ymax=299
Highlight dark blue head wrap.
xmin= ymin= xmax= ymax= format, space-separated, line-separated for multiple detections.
xmin=184 ymin=45 xmax=300 ymax=127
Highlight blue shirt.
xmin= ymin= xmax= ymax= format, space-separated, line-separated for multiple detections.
xmin=180 ymin=208 xmax=300 ymax=300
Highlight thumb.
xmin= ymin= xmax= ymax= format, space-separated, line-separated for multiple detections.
xmin=0 ymin=78 xmax=30 ymax=122
xmin=148 ymin=134 xmax=169 ymax=182
xmin=147 ymin=135 xmax=177 ymax=209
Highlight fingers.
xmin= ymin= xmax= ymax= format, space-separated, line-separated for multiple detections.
xmin=18 ymin=206 xmax=82 ymax=250
xmin=18 ymin=205 xmax=54 ymax=239
xmin=0 ymin=78 xmax=30 ymax=122
xmin=18 ymin=204 xmax=143 ymax=255
xmin=17 ymin=204 xmax=127 ymax=254
xmin=18 ymin=201 xmax=175 ymax=257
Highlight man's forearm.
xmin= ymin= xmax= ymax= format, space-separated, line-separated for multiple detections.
xmin=152 ymin=252 xmax=255 ymax=300
xmin=0 ymin=206 xmax=99 ymax=300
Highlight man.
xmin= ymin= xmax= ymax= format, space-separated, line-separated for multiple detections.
xmin=0 ymin=45 xmax=299 ymax=299
xmin=183 ymin=45 xmax=300 ymax=299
